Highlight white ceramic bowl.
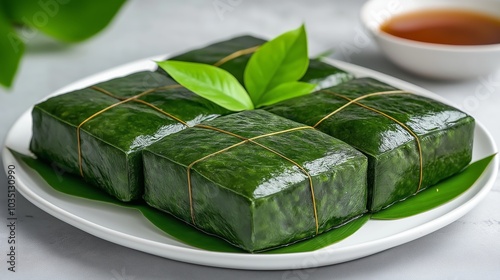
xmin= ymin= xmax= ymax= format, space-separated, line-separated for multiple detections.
xmin=361 ymin=0 xmax=500 ymax=80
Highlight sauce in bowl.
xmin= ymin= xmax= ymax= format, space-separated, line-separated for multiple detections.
xmin=380 ymin=9 xmax=500 ymax=45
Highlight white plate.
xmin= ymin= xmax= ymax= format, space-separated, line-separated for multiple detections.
xmin=2 ymin=57 xmax=498 ymax=270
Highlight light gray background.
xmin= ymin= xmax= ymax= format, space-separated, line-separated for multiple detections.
xmin=1 ymin=0 xmax=499 ymax=279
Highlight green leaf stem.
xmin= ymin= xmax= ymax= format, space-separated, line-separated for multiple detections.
xmin=158 ymin=25 xmax=316 ymax=111
xmin=244 ymin=24 xmax=310 ymax=105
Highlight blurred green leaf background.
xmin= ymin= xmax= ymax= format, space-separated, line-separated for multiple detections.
xmin=0 ymin=0 xmax=126 ymax=88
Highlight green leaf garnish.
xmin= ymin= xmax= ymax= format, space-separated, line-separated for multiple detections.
xmin=257 ymin=81 xmax=316 ymax=107
xmin=372 ymin=154 xmax=496 ymax=220
xmin=244 ymin=24 xmax=309 ymax=106
xmin=157 ymin=60 xmax=254 ymax=111
xmin=157 ymin=25 xmax=316 ymax=111
xmin=0 ymin=7 xmax=24 ymax=88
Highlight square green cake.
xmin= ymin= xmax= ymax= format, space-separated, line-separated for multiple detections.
xmin=30 ymin=71 xmax=229 ymax=201
xmin=143 ymin=110 xmax=368 ymax=252
xmin=266 ymin=78 xmax=475 ymax=211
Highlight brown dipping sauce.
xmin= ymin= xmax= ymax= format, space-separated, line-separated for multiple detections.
xmin=380 ymin=9 xmax=500 ymax=45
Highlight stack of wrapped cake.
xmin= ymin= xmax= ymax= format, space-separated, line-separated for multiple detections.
xmin=30 ymin=36 xmax=474 ymax=252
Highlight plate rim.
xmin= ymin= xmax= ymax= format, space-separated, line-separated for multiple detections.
xmin=2 ymin=57 xmax=498 ymax=270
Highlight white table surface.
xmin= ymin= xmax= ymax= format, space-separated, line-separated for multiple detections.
xmin=1 ymin=0 xmax=499 ymax=279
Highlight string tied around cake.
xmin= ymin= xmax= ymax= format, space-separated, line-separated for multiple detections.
xmin=314 ymin=90 xmax=423 ymax=194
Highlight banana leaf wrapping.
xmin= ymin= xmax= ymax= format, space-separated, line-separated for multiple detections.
xmin=157 ymin=35 xmax=354 ymax=89
xmin=30 ymin=71 xmax=229 ymax=201
xmin=265 ymin=78 xmax=475 ymax=211
xmin=143 ymin=110 xmax=368 ymax=252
